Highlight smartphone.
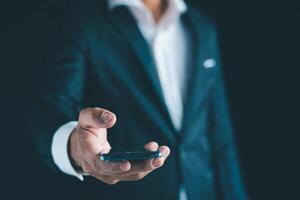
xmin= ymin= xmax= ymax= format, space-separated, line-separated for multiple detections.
xmin=99 ymin=150 xmax=162 ymax=162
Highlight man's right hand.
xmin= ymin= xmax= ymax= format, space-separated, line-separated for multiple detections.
xmin=69 ymin=107 xmax=170 ymax=185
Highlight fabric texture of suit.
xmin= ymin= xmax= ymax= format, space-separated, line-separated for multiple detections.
xmin=27 ymin=0 xmax=247 ymax=199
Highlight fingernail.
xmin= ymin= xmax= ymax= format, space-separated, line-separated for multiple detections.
xmin=101 ymin=112 xmax=113 ymax=124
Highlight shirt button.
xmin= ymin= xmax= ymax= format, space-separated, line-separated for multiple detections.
xmin=203 ymin=58 xmax=216 ymax=68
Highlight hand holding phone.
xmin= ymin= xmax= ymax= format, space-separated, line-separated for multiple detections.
xmin=69 ymin=107 xmax=171 ymax=185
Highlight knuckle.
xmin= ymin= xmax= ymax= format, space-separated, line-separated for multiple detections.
xmin=155 ymin=160 xmax=164 ymax=168
xmin=158 ymin=158 xmax=165 ymax=164
xmin=80 ymin=108 xmax=91 ymax=116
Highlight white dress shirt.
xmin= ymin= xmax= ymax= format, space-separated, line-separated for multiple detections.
xmin=51 ymin=0 xmax=188 ymax=199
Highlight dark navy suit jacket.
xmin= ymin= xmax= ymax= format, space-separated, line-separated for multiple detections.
xmin=27 ymin=0 xmax=247 ymax=199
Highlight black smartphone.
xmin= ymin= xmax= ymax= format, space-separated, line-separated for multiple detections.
xmin=99 ymin=150 xmax=162 ymax=162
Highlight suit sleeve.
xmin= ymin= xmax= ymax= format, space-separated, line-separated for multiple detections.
xmin=26 ymin=23 xmax=87 ymax=173
xmin=208 ymin=27 xmax=248 ymax=200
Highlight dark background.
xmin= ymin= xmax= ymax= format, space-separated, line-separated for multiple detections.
xmin=1 ymin=0 xmax=299 ymax=199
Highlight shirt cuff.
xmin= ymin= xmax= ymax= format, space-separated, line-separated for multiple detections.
xmin=51 ymin=121 xmax=84 ymax=181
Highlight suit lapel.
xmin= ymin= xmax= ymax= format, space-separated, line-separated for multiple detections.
xmin=180 ymin=9 xmax=217 ymax=136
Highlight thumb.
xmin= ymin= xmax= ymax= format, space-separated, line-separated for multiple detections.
xmin=78 ymin=107 xmax=117 ymax=129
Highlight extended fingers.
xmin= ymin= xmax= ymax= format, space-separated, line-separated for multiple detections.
xmin=152 ymin=145 xmax=170 ymax=168
xmin=124 ymin=143 xmax=171 ymax=174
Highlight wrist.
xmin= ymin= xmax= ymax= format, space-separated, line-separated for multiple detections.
xmin=68 ymin=128 xmax=82 ymax=170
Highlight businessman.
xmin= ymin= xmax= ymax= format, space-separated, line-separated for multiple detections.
xmin=28 ymin=0 xmax=247 ymax=199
